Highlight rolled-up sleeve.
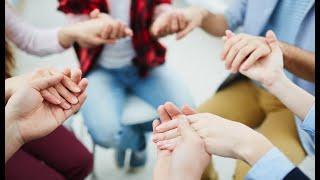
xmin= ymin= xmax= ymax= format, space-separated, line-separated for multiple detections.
xmin=246 ymin=147 xmax=295 ymax=180
xmin=224 ymin=0 xmax=247 ymax=31
xmin=302 ymin=104 xmax=315 ymax=140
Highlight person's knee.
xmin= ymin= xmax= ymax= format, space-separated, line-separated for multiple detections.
xmin=64 ymin=147 xmax=93 ymax=179
xmin=90 ymin=129 xmax=119 ymax=148
xmin=78 ymin=151 xmax=94 ymax=178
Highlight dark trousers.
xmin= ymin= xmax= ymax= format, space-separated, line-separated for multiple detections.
xmin=5 ymin=126 xmax=93 ymax=180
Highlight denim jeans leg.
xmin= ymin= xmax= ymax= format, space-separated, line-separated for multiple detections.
xmin=81 ymin=66 xmax=126 ymax=148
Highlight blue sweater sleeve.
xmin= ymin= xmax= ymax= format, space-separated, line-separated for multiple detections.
xmin=224 ymin=0 xmax=247 ymax=31
xmin=302 ymin=104 xmax=315 ymax=140
xmin=245 ymin=147 xmax=295 ymax=180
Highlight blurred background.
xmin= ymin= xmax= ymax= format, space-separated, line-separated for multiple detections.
xmin=8 ymin=0 xmax=244 ymax=179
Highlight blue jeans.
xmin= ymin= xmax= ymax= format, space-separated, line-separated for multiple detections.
xmin=81 ymin=64 xmax=194 ymax=151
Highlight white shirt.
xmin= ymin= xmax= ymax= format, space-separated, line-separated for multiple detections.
xmin=98 ymin=0 xmax=136 ymax=69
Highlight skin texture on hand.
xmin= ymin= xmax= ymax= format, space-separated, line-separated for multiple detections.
xmin=151 ymin=5 xmax=208 ymax=40
xmin=221 ymin=30 xmax=272 ymax=73
xmin=153 ymin=103 xmax=210 ymax=180
xmin=153 ymin=103 xmax=274 ymax=166
xmin=5 ymin=68 xmax=82 ymax=110
xmin=58 ymin=9 xmax=133 ymax=48
xmin=236 ymin=30 xmax=284 ymax=87
xmin=5 ymin=69 xmax=87 ymax=163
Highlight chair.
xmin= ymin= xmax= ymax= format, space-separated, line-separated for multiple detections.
xmin=65 ymin=94 xmax=158 ymax=179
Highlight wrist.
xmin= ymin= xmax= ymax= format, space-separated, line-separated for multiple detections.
xmin=58 ymin=26 xmax=76 ymax=48
xmin=238 ymin=131 xmax=274 ymax=166
xmin=263 ymin=71 xmax=290 ymax=95
xmin=5 ymin=108 xmax=24 ymax=148
xmin=195 ymin=6 xmax=209 ymax=28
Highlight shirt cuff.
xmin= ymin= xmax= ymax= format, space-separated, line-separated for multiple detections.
xmin=302 ymin=104 xmax=315 ymax=139
xmin=245 ymin=147 xmax=295 ymax=180
xmin=47 ymin=27 xmax=67 ymax=53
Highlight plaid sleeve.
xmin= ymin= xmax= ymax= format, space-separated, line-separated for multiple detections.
xmin=155 ymin=0 xmax=172 ymax=5
xmin=57 ymin=0 xmax=107 ymax=15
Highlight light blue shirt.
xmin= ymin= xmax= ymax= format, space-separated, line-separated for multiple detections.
xmin=302 ymin=104 xmax=315 ymax=140
xmin=245 ymin=147 xmax=295 ymax=180
xmin=246 ymin=105 xmax=315 ymax=179
xmin=224 ymin=0 xmax=315 ymax=156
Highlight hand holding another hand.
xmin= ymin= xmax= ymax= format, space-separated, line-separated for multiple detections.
xmin=153 ymin=103 xmax=210 ymax=180
xmin=5 ymin=68 xmax=88 ymax=145
xmin=59 ymin=9 xmax=133 ymax=48
xmin=151 ymin=6 xmax=207 ymax=40
xmin=153 ymin=102 xmax=274 ymax=166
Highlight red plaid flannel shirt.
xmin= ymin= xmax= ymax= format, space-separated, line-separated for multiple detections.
xmin=58 ymin=0 xmax=171 ymax=76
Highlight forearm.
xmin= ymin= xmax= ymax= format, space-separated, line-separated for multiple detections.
xmin=170 ymin=172 xmax=201 ymax=180
xmin=265 ymin=73 xmax=315 ymax=120
xmin=201 ymin=11 xmax=229 ymax=37
xmin=58 ymin=14 xmax=90 ymax=48
xmin=153 ymin=159 xmax=170 ymax=180
xmin=5 ymin=111 xmax=23 ymax=163
xmin=280 ymin=42 xmax=315 ymax=82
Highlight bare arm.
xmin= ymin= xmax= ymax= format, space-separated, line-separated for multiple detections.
xmin=280 ymin=42 xmax=315 ymax=82
xmin=5 ymin=112 xmax=24 ymax=163
xmin=266 ymin=74 xmax=315 ymax=121
xmin=201 ymin=11 xmax=229 ymax=37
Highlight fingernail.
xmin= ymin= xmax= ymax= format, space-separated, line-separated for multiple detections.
xmin=72 ymin=97 xmax=79 ymax=104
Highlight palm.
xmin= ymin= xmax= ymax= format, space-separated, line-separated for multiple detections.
xmin=8 ymin=87 xmax=72 ymax=143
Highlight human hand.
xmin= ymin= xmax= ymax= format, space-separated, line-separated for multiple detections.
xmin=153 ymin=104 xmax=210 ymax=180
xmin=153 ymin=102 xmax=196 ymax=146
xmin=151 ymin=6 xmax=207 ymax=40
xmin=5 ymin=68 xmax=82 ymax=109
xmin=5 ymin=71 xmax=87 ymax=145
xmin=151 ymin=8 xmax=187 ymax=39
xmin=59 ymin=9 xmax=133 ymax=48
xmin=154 ymin=103 xmax=274 ymax=166
xmin=221 ymin=30 xmax=272 ymax=73
xmin=239 ymin=30 xmax=285 ymax=89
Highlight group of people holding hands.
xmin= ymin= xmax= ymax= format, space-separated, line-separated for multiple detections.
xmin=5 ymin=0 xmax=314 ymax=179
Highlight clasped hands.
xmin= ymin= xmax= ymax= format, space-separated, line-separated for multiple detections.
xmin=5 ymin=67 xmax=87 ymax=145
xmin=60 ymin=6 xmax=204 ymax=49
xmin=153 ymin=30 xmax=284 ymax=179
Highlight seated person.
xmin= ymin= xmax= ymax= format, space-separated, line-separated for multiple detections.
xmin=165 ymin=1 xmax=315 ymax=178
xmin=5 ymin=67 xmax=91 ymax=180
xmin=57 ymin=0 xmax=195 ymax=169
xmin=153 ymin=31 xmax=314 ymax=179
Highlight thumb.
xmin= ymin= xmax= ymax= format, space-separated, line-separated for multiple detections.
xmin=31 ymin=74 xmax=63 ymax=91
xmin=178 ymin=116 xmax=198 ymax=139
xmin=89 ymin=9 xmax=100 ymax=19
xmin=265 ymin=30 xmax=280 ymax=50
